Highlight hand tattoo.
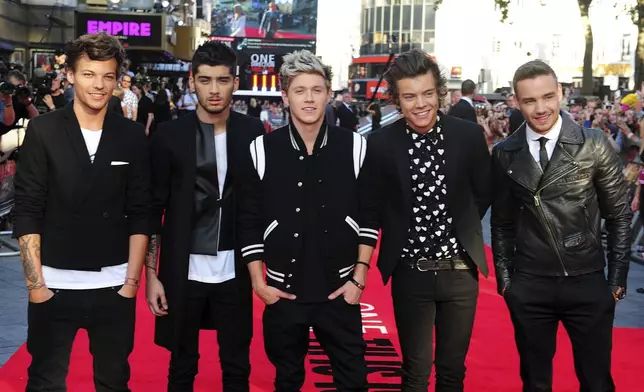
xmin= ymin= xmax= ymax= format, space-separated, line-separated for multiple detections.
xmin=19 ymin=235 xmax=40 ymax=285
xmin=146 ymin=234 xmax=161 ymax=272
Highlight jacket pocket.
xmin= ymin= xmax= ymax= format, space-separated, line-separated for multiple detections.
xmin=345 ymin=216 xmax=359 ymax=235
xmin=263 ymin=220 xmax=279 ymax=240
xmin=582 ymin=205 xmax=600 ymax=246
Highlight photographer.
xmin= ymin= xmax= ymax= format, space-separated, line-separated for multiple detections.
xmin=42 ymin=75 xmax=66 ymax=112
xmin=0 ymin=70 xmax=39 ymax=134
xmin=0 ymin=89 xmax=15 ymax=127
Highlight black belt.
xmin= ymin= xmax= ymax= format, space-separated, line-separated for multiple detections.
xmin=403 ymin=257 xmax=472 ymax=272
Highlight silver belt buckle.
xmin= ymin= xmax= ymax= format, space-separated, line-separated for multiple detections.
xmin=415 ymin=257 xmax=432 ymax=272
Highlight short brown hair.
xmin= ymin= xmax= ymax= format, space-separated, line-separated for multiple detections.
xmin=65 ymin=32 xmax=126 ymax=74
xmin=384 ymin=49 xmax=447 ymax=105
xmin=512 ymin=60 xmax=557 ymax=93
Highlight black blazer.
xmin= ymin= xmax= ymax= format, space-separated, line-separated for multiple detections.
xmin=448 ymin=99 xmax=477 ymax=123
xmin=149 ymin=110 xmax=264 ymax=350
xmin=360 ymin=115 xmax=492 ymax=283
xmin=13 ymin=103 xmax=150 ymax=271
xmin=336 ymin=103 xmax=359 ymax=131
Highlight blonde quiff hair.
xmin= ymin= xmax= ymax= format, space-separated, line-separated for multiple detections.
xmin=280 ymin=50 xmax=332 ymax=92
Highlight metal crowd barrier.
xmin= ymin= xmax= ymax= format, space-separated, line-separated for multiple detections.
xmin=628 ymin=211 xmax=644 ymax=265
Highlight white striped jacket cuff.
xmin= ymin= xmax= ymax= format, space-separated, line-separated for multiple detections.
xmin=241 ymin=244 xmax=264 ymax=261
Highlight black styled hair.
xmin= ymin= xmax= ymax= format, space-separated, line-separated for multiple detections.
xmin=191 ymin=42 xmax=237 ymax=77
xmin=512 ymin=60 xmax=558 ymax=95
xmin=384 ymin=48 xmax=447 ymax=105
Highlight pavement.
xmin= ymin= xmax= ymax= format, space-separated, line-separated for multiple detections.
xmin=1 ymin=213 xmax=644 ymax=367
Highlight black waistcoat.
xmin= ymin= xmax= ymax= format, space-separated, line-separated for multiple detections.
xmin=190 ymin=120 xmax=234 ymax=255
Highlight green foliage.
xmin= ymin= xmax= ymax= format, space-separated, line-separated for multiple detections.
xmin=434 ymin=0 xmax=511 ymax=22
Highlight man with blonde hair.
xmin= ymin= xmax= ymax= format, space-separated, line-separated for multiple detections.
xmin=238 ymin=50 xmax=373 ymax=391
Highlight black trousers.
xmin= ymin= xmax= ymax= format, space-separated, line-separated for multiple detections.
xmin=168 ymin=279 xmax=252 ymax=392
xmin=504 ymin=271 xmax=616 ymax=392
xmin=263 ymin=297 xmax=367 ymax=392
xmin=26 ymin=286 xmax=136 ymax=392
xmin=391 ymin=267 xmax=479 ymax=392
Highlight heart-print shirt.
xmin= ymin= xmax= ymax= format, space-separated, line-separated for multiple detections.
xmin=401 ymin=117 xmax=462 ymax=261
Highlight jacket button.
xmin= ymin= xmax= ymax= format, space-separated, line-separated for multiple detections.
xmin=297 ymin=182 xmax=303 ymax=187
xmin=291 ymin=259 xmax=296 ymax=263
xmin=324 ymin=230 xmax=328 ymax=234
xmin=294 ymin=233 xmax=299 ymax=238
xmin=299 ymin=156 xmax=304 ymax=160
xmin=286 ymin=284 xmax=291 ymax=288
xmin=321 ymin=205 xmax=326 ymax=208
xmin=102 ymin=212 xmax=110 ymax=218
xmin=288 ymin=274 xmax=292 ymax=277
xmin=295 ymin=208 xmax=301 ymax=212
xmin=507 ymin=170 xmax=513 ymax=174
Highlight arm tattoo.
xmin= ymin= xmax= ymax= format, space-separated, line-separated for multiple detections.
xmin=145 ymin=234 xmax=161 ymax=273
xmin=27 ymin=282 xmax=45 ymax=291
xmin=18 ymin=235 xmax=41 ymax=285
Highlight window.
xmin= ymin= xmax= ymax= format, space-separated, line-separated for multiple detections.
xmin=492 ymin=39 xmax=501 ymax=54
xmin=376 ymin=7 xmax=383 ymax=32
xmin=393 ymin=5 xmax=400 ymax=30
xmin=621 ymin=34 xmax=632 ymax=61
xmin=424 ymin=4 xmax=436 ymax=30
xmin=551 ymin=34 xmax=560 ymax=58
xmin=422 ymin=42 xmax=435 ymax=54
xmin=402 ymin=5 xmax=411 ymax=29
xmin=384 ymin=7 xmax=391 ymax=31
xmin=413 ymin=5 xmax=423 ymax=29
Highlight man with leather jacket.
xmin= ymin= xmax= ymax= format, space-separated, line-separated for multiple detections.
xmin=491 ymin=60 xmax=631 ymax=392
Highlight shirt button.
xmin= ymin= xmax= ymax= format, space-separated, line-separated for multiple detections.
xmin=286 ymin=284 xmax=291 ymax=288
xmin=291 ymin=259 xmax=296 ymax=263
xmin=299 ymin=156 xmax=304 ymax=160
xmin=288 ymin=274 xmax=292 ymax=277
xmin=321 ymin=205 xmax=326 ymax=208
xmin=294 ymin=233 xmax=299 ymax=238
xmin=324 ymin=230 xmax=328 ymax=233
xmin=295 ymin=208 xmax=301 ymax=212
xmin=102 ymin=212 xmax=110 ymax=218
xmin=318 ymin=179 xmax=322 ymax=183
xmin=297 ymin=182 xmax=303 ymax=187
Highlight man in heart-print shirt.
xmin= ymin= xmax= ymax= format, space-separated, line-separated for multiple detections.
xmin=359 ymin=49 xmax=491 ymax=391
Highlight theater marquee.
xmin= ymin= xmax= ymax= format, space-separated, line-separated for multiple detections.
xmin=75 ymin=11 xmax=164 ymax=49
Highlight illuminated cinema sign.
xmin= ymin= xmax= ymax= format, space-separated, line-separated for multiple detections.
xmin=87 ymin=21 xmax=152 ymax=37
xmin=75 ymin=12 xmax=163 ymax=48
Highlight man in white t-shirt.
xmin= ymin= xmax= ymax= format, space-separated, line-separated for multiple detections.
xmin=13 ymin=32 xmax=150 ymax=392
xmin=146 ymin=41 xmax=264 ymax=391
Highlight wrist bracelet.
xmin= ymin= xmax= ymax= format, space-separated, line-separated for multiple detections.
xmin=355 ymin=261 xmax=370 ymax=269
xmin=350 ymin=277 xmax=365 ymax=290
xmin=124 ymin=278 xmax=139 ymax=285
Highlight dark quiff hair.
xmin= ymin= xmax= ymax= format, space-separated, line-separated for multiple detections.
xmin=384 ymin=49 xmax=447 ymax=105
xmin=65 ymin=32 xmax=126 ymax=73
xmin=192 ymin=41 xmax=237 ymax=77
xmin=512 ymin=60 xmax=558 ymax=95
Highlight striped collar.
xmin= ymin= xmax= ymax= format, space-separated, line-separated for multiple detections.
xmin=288 ymin=122 xmax=329 ymax=152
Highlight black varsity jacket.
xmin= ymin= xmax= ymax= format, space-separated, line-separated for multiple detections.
xmin=237 ymin=123 xmax=378 ymax=292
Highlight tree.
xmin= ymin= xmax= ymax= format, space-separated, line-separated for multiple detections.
xmin=434 ymin=0 xmax=511 ymax=22
xmin=578 ymin=0 xmax=594 ymax=95
xmin=617 ymin=0 xmax=644 ymax=89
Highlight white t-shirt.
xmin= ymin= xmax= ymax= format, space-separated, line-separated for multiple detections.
xmin=42 ymin=128 xmax=128 ymax=290
xmin=188 ymin=132 xmax=236 ymax=284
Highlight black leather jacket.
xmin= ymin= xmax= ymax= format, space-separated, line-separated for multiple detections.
xmin=491 ymin=114 xmax=631 ymax=294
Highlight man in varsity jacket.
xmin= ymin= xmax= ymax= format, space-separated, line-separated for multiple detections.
xmin=238 ymin=50 xmax=377 ymax=392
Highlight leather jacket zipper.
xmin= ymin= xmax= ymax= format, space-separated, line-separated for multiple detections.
xmin=532 ymin=164 xmax=578 ymax=277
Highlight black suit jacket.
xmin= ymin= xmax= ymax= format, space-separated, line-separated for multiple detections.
xmin=448 ymin=99 xmax=477 ymax=123
xmin=13 ymin=103 xmax=150 ymax=271
xmin=360 ymin=115 xmax=492 ymax=283
xmin=149 ymin=110 xmax=264 ymax=350
xmin=336 ymin=103 xmax=359 ymax=131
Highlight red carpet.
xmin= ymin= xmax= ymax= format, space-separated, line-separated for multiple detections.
xmin=1 ymin=247 xmax=643 ymax=391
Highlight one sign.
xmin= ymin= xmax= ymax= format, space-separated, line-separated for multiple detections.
xmin=75 ymin=12 xmax=164 ymax=48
